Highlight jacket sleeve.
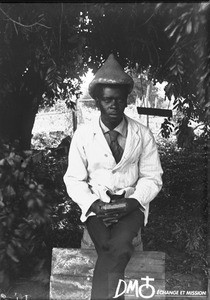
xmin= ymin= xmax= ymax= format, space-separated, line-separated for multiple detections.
xmin=129 ymin=129 xmax=163 ymax=207
xmin=63 ymin=128 xmax=99 ymax=222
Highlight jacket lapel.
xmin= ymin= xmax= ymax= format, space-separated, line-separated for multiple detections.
xmin=114 ymin=116 xmax=141 ymax=169
xmin=92 ymin=118 xmax=113 ymax=155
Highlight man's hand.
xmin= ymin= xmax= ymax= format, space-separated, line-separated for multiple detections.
xmin=106 ymin=190 xmax=144 ymax=214
xmin=86 ymin=195 xmax=144 ymax=227
xmin=98 ymin=198 xmax=145 ymax=226
xmin=97 ymin=200 xmax=127 ymax=226
xmin=121 ymin=197 xmax=143 ymax=214
xmin=86 ymin=198 xmax=127 ymax=226
xmin=85 ymin=199 xmax=103 ymax=217
xmin=98 ymin=212 xmax=122 ymax=227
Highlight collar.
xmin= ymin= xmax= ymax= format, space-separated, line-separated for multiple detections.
xmin=99 ymin=116 xmax=127 ymax=138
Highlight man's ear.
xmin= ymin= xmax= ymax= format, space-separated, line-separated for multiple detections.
xmin=124 ymin=98 xmax=128 ymax=108
xmin=95 ymin=98 xmax=100 ymax=109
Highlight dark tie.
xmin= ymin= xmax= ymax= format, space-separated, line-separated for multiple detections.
xmin=108 ymin=130 xmax=124 ymax=163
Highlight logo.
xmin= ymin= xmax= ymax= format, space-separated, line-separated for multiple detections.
xmin=113 ymin=276 xmax=155 ymax=299
xmin=113 ymin=277 xmax=207 ymax=299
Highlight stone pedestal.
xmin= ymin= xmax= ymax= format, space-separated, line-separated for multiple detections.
xmin=50 ymin=248 xmax=165 ymax=300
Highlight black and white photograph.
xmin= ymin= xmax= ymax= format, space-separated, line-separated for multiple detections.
xmin=0 ymin=3 xmax=209 ymax=300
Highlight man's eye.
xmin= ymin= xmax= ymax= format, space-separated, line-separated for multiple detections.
xmin=103 ymin=98 xmax=124 ymax=103
xmin=103 ymin=99 xmax=112 ymax=103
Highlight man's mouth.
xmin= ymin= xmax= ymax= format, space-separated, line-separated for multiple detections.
xmin=109 ymin=110 xmax=118 ymax=115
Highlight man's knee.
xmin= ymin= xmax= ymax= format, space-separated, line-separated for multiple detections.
xmin=108 ymin=238 xmax=133 ymax=261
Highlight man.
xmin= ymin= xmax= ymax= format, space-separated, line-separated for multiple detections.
xmin=63 ymin=54 xmax=163 ymax=300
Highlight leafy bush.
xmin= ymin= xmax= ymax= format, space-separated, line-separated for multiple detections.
xmin=0 ymin=140 xmax=53 ymax=289
xmin=143 ymin=138 xmax=208 ymax=282
xmin=31 ymin=153 xmax=83 ymax=250
xmin=0 ymin=137 xmax=83 ymax=293
xmin=31 ymin=131 xmax=67 ymax=150
xmin=1 ymin=133 xmax=208 ymax=292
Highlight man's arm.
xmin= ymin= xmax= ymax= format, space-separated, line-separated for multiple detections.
xmin=63 ymin=129 xmax=99 ymax=222
xmin=129 ymin=129 xmax=163 ymax=207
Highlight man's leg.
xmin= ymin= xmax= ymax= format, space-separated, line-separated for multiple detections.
xmin=85 ymin=216 xmax=111 ymax=300
xmin=107 ymin=209 xmax=144 ymax=299
xmin=86 ymin=210 xmax=144 ymax=300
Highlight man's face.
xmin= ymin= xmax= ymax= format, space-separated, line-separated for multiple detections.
xmin=96 ymin=86 xmax=128 ymax=126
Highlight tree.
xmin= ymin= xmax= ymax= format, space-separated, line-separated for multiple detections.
xmin=0 ymin=3 xmax=85 ymax=149
xmin=0 ymin=3 xmax=209 ymax=149
xmin=159 ymin=3 xmax=210 ymax=123
xmin=128 ymin=67 xmax=165 ymax=109
xmin=80 ymin=3 xmax=209 ymax=140
xmin=81 ymin=3 xmax=209 ymax=118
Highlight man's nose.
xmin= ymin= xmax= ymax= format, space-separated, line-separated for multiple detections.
xmin=110 ymin=99 xmax=118 ymax=106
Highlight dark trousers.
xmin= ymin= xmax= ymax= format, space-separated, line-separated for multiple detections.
xmin=85 ymin=209 xmax=144 ymax=300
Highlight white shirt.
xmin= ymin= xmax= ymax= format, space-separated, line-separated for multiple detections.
xmin=63 ymin=114 xmax=163 ymax=225
xmin=99 ymin=117 xmax=127 ymax=150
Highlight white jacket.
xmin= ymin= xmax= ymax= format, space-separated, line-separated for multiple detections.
xmin=63 ymin=115 xmax=163 ymax=225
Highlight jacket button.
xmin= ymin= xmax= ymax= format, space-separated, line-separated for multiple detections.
xmin=112 ymin=170 xmax=116 ymax=174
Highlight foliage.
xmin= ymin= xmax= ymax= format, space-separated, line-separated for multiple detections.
xmin=143 ymin=139 xmax=208 ymax=285
xmin=0 ymin=292 xmax=29 ymax=300
xmin=172 ymin=218 xmax=206 ymax=258
xmin=161 ymin=3 xmax=210 ymax=120
xmin=0 ymin=3 xmax=209 ymax=148
xmin=0 ymin=3 xmax=85 ymax=148
xmin=0 ymin=138 xmax=83 ymax=290
xmin=0 ymin=3 xmax=85 ymax=101
xmin=27 ymin=146 xmax=82 ymax=250
xmin=0 ymin=130 xmax=208 ymax=292
xmin=128 ymin=67 xmax=165 ymax=108
xmin=160 ymin=118 xmax=175 ymax=139
xmin=31 ymin=131 xmax=66 ymax=150
xmin=82 ymin=3 xmax=209 ymax=109
xmin=0 ymin=140 xmax=53 ymax=289
xmin=49 ymin=195 xmax=83 ymax=249
xmin=81 ymin=3 xmax=209 ymax=143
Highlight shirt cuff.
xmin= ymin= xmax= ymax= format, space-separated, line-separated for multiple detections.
xmin=80 ymin=195 xmax=99 ymax=223
xmin=128 ymin=195 xmax=146 ymax=211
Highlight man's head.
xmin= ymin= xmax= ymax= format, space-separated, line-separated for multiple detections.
xmin=95 ymin=84 xmax=129 ymax=127
xmin=88 ymin=54 xmax=134 ymax=128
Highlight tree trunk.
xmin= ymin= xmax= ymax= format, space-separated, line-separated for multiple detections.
xmin=20 ymin=95 xmax=40 ymax=150
xmin=0 ymin=91 xmax=41 ymax=150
